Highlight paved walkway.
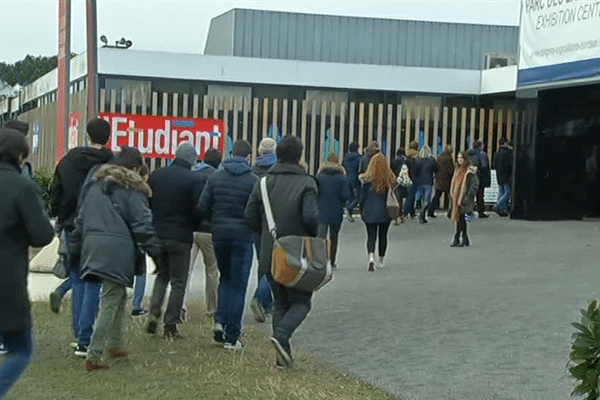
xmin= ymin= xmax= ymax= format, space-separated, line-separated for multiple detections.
xmin=30 ymin=215 xmax=600 ymax=399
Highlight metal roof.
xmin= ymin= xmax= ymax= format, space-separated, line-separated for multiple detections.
xmin=204 ymin=9 xmax=519 ymax=70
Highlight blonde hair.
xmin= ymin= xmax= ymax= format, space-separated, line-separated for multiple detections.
xmin=365 ymin=153 xmax=396 ymax=194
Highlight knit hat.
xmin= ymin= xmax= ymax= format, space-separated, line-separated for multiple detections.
xmin=175 ymin=142 xmax=197 ymax=166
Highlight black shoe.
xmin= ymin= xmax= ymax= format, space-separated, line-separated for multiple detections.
xmin=146 ymin=319 xmax=158 ymax=334
xmin=132 ymin=309 xmax=148 ymax=317
xmin=479 ymin=213 xmax=489 ymax=219
xmin=461 ymin=235 xmax=470 ymax=247
xmin=450 ymin=234 xmax=462 ymax=247
xmin=214 ymin=323 xmax=226 ymax=343
xmin=74 ymin=344 xmax=88 ymax=358
xmin=49 ymin=290 xmax=62 ymax=314
xmin=164 ymin=324 xmax=184 ymax=339
xmin=428 ymin=213 xmax=437 ymax=218
xmin=270 ymin=337 xmax=293 ymax=368
xmin=419 ymin=214 xmax=428 ymax=224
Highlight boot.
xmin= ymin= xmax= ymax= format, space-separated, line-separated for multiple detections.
xmin=461 ymin=232 xmax=470 ymax=247
xmin=450 ymin=233 xmax=462 ymax=247
xmin=419 ymin=211 xmax=428 ymax=224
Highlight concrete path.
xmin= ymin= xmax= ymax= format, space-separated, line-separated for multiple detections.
xmin=29 ymin=215 xmax=600 ymax=399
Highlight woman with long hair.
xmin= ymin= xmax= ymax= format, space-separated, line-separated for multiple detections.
xmin=359 ymin=153 xmax=397 ymax=271
xmin=449 ymin=151 xmax=479 ymax=247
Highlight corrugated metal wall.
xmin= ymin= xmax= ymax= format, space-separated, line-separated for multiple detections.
xmin=204 ymin=9 xmax=518 ymax=70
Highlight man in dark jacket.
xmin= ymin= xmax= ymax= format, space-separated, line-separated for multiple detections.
xmin=316 ymin=153 xmax=350 ymax=269
xmin=245 ymin=135 xmax=319 ymax=369
xmin=249 ymin=138 xmax=277 ymax=323
xmin=429 ymin=145 xmax=454 ymax=217
xmin=186 ymin=148 xmax=222 ymax=319
xmin=402 ymin=141 xmax=420 ymax=218
xmin=0 ymin=129 xmax=54 ymax=395
xmin=147 ymin=142 xmax=203 ymax=339
xmin=342 ymin=142 xmax=361 ymax=221
xmin=49 ymin=118 xmax=113 ymax=357
xmin=493 ymin=137 xmax=513 ymax=216
xmin=197 ymin=140 xmax=258 ymax=350
xmin=416 ymin=145 xmax=438 ymax=224
xmin=467 ymin=139 xmax=491 ymax=218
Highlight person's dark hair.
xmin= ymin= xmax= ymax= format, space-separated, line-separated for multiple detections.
xmin=396 ymin=147 xmax=406 ymax=157
xmin=204 ymin=148 xmax=222 ymax=169
xmin=499 ymin=137 xmax=508 ymax=145
xmin=474 ymin=139 xmax=483 ymax=150
xmin=0 ymin=128 xmax=29 ymax=167
xmin=348 ymin=142 xmax=359 ymax=152
xmin=113 ymin=146 xmax=143 ymax=170
xmin=86 ymin=118 xmax=111 ymax=145
xmin=232 ymin=140 xmax=252 ymax=158
xmin=139 ymin=163 xmax=149 ymax=178
xmin=5 ymin=120 xmax=29 ymax=136
xmin=276 ymin=135 xmax=303 ymax=164
xmin=458 ymin=150 xmax=471 ymax=169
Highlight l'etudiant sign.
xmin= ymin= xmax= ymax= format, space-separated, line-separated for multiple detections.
xmin=100 ymin=113 xmax=224 ymax=159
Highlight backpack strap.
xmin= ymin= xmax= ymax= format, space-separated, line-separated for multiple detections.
xmin=260 ymin=177 xmax=277 ymax=240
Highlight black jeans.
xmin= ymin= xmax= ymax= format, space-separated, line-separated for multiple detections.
xmin=476 ymin=186 xmax=486 ymax=215
xmin=149 ymin=239 xmax=192 ymax=326
xmin=317 ymin=223 xmax=342 ymax=266
xmin=270 ymin=279 xmax=312 ymax=356
xmin=364 ymin=222 xmax=391 ymax=257
xmin=429 ymin=189 xmax=449 ymax=214
xmin=455 ymin=213 xmax=467 ymax=237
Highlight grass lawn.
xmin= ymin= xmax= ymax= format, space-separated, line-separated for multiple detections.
xmin=3 ymin=302 xmax=398 ymax=400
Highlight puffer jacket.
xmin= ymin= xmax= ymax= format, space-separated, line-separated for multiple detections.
xmin=316 ymin=163 xmax=351 ymax=224
xmin=245 ymin=163 xmax=318 ymax=275
xmin=70 ymin=164 xmax=162 ymax=287
xmin=197 ymin=156 xmax=258 ymax=242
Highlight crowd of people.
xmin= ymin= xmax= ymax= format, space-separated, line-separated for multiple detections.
xmin=0 ymin=117 xmax=515 ymax=394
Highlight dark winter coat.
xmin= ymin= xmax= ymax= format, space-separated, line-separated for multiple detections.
xmin=359 ymin=183 xmax=391 ymax=224
xmin=405 ymin=148 xmax=420 ymax=180
xmin=342 ymin=151 xmax=361 ymax=183
xmin=316 ymin=163 xmax=351 ymax=224
xmin=494 ymin=145 xmax=513 ymax=185
xmin=191 ymin=163 xmax=217 ymax=233
xmin=253 ymin=153 xmax=278 ymax=178
xmin=390 ymin=156 xmax=407 ymax=177
xmin=434 ymin=152 xmax=454 ymax=192
xmin=149 ymin=158 xmax=205 ymax=244
xmin=197 ymin=156 xmax=258 ymax=242
xmin=467 ymin=148 xmax=491 ymax=188
xmin=415 ymin=156 xmax=438 ymax=186
xmin=0 ymin=161 xmax=54 ymax=331
xmin=245 ymin=163 xmax=319 ymax=275
xmin=359 ymin=148 xmax=379 ymax=174
xmin=50 ymin=146 xmax=114 ymax=230
xmin=450 ymin=166 xmax=480 ymax=214
xmin=70 ymin=165 xmax=161 ymax=287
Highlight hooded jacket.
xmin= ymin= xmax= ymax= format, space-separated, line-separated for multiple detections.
xmin=197 ymin=156 xmax=258 ymax=242
xmin=69 ymin=164 xmax=161 ymax=287
xmin=0 ymin=161 xmax=54 ymax=331
xmin=245 ymin=162 xmax=318 ymax=275
xmin=342 ymin=151 xmax=361 ymax=183
xmin=316 ymin=163 xmax=351 ymax=224
xmin=253 ymin=153 xmax=278 ymax=177
xmin=51 ymin=146 xmax=114 ymax=230
xmin=149 ymin=158 xmax=205 ymax=243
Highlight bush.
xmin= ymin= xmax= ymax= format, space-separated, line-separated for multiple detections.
xmin=31 ymin=166 xmax=54 ymax=214
xmin=569 ymin=300 xmax=600 ymax=400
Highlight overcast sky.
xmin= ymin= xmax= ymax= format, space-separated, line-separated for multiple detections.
xmin=0 ymin=0 xmax=521 ymax=64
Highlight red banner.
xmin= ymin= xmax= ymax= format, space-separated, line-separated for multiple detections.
xmin=100 ymin=113 xmax=224 ymax=160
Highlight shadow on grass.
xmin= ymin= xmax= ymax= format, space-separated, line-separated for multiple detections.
xmin=3 ymin=302 xmax=399 ymax=400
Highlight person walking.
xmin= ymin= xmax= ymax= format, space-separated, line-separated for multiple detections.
xmin=69 ymin=147 xmax=162 ymax=371
xmin=449 ymin=151 xmax=479 ymax=247
xmin=249 ymin=138 xmax=277 ymax=323
xmin=416 ymin=145 xmax=438 ymax=224
xmin=0 ymin=129 xmax=54 ymax=396
xmin=146 ymin=142 xmax=204 ymax=339
xmin=197 ymin=140 xmax=258 ymax=350
xmin=342 ymin=142 xmax=361 ymax=221
xmin=245 ymin=135 xmax=319 ymax=368
xmin=358 ymin=141 xmax=380 ymax=174
xmin=49 ymin=118 xmax=114 ymax=357
xmin=493 ymin=138 xmax=513 ymax=217
xmin=131 ymin=163 xmax=151 ymax=317
xmin=186 ymin=148 xmax=222 ymax=319
xmin=402 ymin=141 xmax=420 ymax=219
xmin=359 ymin=153 xmax=397 ymax=271
xmin=429 ymin=145 xmax=454 ymax=218
xmin=390 ymin=148 xmax=408 ymax=224
xmin=467 ymin=139 xmax=490 ymax=218
xmin=316 ymin=153 xmax=351 ymax=270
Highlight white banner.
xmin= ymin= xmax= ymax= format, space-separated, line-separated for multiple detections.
xmin=519 ymin=0 xmax=600 ymax=70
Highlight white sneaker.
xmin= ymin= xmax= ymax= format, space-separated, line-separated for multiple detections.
xmin=378 ymin=259 xmax=386 ymax=268
xmin=224 ymin=340 xmax=244 ymax=350
xmin=69 ymin=342 xmax=78 ymax=348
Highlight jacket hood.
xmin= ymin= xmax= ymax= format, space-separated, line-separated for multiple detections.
xmin=268 ymin=162 xmax=309 ymax=176
xmin=95 ymin=164 xmax=152 ymax=196
xmin=222 ymin=156 xmax=252 ymax=175
xmin=255 ymin=153 xmax=277 ymax=167
xmin=66 ymin=146 xmax=113 ymax=171
xmin=192 ymin=162 xmax=215 ymax=172
xmin=406 ymin=148 xmax=419 ymax=159
xmin=317 ymin=162 xmax=346 ymax=176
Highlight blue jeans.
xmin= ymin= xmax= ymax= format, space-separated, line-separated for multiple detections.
xmin=402 ymin=184 xmax=418 ymax=216
xmin=55 ymin=276 xmax=74 ymax=297
xmin=495 ymin=183 xmax=511 ymax=213
xmin=0 ymin=328 xmax=33 ymax=398
xmin=418 ymin=184 xmax=433 ymax=212
xmin=132 ymin=273 xmax=146 ymax=311
xmin=213 ymin=239 xmax=254 ymax=344
xmin=252 ymin=234 xmax=273 ymax=313
xmin=346 ymin=179 xmax=361 ymax=212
